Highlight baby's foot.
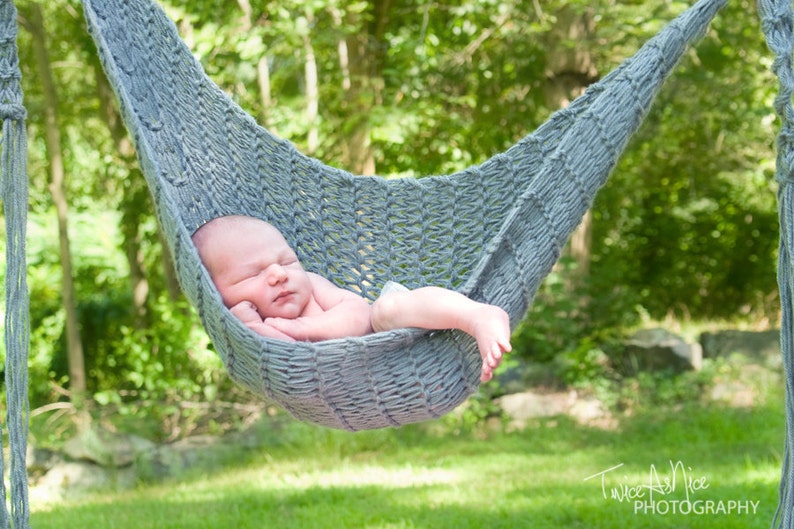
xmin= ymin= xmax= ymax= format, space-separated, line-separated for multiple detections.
xmin=472 ymin=305 xmax=512 ymax=382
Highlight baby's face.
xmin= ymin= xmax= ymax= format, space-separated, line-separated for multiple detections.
xmin=195 ymin=218 xmax=314 ymax=320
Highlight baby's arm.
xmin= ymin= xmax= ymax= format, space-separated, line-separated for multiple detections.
xmin=266 ymin=273 xmax=373 ymax=341
xmin=371 ymin=286 xmax=511 ymax=382
xmin=229 ymin=301 xmax=296 ymax=341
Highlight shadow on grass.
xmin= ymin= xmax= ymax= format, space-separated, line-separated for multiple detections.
xmin=31 ymin=395 xmax=784 ymax=529
xmin=30 ymin=477 xmax=778 ymax=529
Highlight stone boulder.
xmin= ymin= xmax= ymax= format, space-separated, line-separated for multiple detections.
xmin=495 ymin=390 xmax=613 ymax=429
xmin=30 ymin=460 xmax=137 ymax=504
xmin=136 ymin=435 xmax=225 ymax=481
xmin=27 ymin=446 xmax=59 ymax=477
xmin=497 ymin=390 xmax=577 ymax=423
xmin=63 ymin=426 xmax=154 ymax=468
xmin=700 ymin=329 xmax=781 ymax=367
xmin=619 ymin=328 xmax=701 ymax=374
xmin=30 ymin=428 xmax=252 ymax=504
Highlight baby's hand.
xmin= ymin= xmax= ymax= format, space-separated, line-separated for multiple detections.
xmin=230 ymin=301 xmax=295 ymax=341
xmin=266 ymin=317 xmax=309 ymax=341
xmin=229 ymin=301 xmax=263 ymax=324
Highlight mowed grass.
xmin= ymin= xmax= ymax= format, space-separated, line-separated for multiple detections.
xmin=31 ymin=383 xmax=785 ymax=529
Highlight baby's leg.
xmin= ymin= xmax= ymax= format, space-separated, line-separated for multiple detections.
xmin=371 ymin=286 xmax=511 ymax=382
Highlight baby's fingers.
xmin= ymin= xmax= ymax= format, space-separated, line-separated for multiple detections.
xmin=230 ymin=301 xmax=262 ymax=322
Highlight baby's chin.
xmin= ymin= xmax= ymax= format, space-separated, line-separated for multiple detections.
xmin=265 ymin=299 xmax=308 ymax=320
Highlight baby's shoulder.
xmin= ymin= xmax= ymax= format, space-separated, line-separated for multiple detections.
xmin=307 ymin=271 xmax=344 ymax=292
xmin=308 ymin=272 xmax=368 ymax=310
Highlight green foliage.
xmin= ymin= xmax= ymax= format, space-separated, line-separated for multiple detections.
xmin=89 ymin=295 xmax=219 ymax=401
xmin=555 ymin=339 xmax=611 ymax=387
xmin=618 ymin=367 xmax=715 ymax=413
xmin=441 ymin=379 xmax=508 ymax=435
xmin=589 ymin=0 xmax=779 ymax=320
xmin=12 ymin=212 xmax=228 ymax=440
xmin=4 ymin=0 xmax=783 ymax=439
xmin=511 ymin=258 xmax=585 ymax=364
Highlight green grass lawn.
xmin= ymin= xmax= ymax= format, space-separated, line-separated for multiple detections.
xmin=30 ymin=380 xmax=785 ymax=529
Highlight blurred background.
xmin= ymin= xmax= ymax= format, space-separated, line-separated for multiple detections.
xmin=2 ymin=1 xmax=785 ymax=526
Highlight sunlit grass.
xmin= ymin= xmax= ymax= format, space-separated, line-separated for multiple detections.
xmin=30 ymin=378 xmax=785 ymax=529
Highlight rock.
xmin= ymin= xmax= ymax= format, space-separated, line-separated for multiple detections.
xmin=620 ymin=328 xmax=701 ymax=374
xmin=709 ymin=380 xmax=756 ymax=408
xmin=27 ymin=445 xmax=60 ymax=476
xmin=708 ymin=363 xmax=780 ymax=407
xmin=496 ymin=390 xmax=613 ymax=430
xmin=29 ymin=461 xmax=137 ymax=504
xmin=497 ymin=390 xmax=577 ymax=423
xmin=31 ymin=432 xmax=236 ymax=505
xmin=29 ymin=421 xmax=285 ymax=507
xmin=700 ymin=329 xmax=781 ymax=366
xmin=135 ymin=435 xmax=226 ymax=481
xmin=495 ymin=359 xmax=559 ymax=394
xmin=568 ymin=397 xmax=606 ymax=423
xmin=63 ymin=427 xmax=155 ymax=468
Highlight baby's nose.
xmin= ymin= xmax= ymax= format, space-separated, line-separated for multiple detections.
xmin=266 ymin=265 xmax=288 ymax=285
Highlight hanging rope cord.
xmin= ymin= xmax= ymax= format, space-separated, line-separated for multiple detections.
xmin=0 ymin=0 xmax=30 ymax=527
xmin=759 ymin=0 xmax=794 ymax=526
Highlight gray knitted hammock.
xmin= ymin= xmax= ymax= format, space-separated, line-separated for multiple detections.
xmin=14 ymin=0 xmax=794 ymax=527
xmin=77 ymin=0 xmax=726 ymax=432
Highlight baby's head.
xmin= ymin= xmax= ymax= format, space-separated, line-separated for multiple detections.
xmin=192 ymin=216 xmax=314 ymax=319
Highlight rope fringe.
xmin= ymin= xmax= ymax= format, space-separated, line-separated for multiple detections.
xmin=0 ymin=0 xmax=30 ymax=527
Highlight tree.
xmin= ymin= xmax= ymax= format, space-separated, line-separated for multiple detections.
xmin=9 ymin=0 xmax=782 ymax=421
xmin=588 ymin=0 xmax=779 ymax=320
xmin=336 ymin=0 xmax=390 ymax=174
xmin=20 ymin=1 xmax=87 ymax=419
xmin=542 ymin=3 xmax=599 ymax=281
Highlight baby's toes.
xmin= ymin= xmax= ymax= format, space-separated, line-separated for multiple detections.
xmin=492 ymin=344 xmax=504 ymax=360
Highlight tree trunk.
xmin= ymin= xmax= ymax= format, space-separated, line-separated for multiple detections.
xmin=543 ymin=6 xmax=598 ymax=279
xmin=338 ymin=0 xmax=391 ymax=175
xmin=542 ymin=6 xmax=597 ymax=108
xmin=24 ymin=3 xmax=87 ymax=411
xmin=332 ymin=8 xmax=352 ymax=92
xmin=302 ymin=10 xmax=319 ymax=154
xmin=256 ymin=56 xmax=273 ymax=128
xmin=236 ymin=0 xmax=273 ymax=128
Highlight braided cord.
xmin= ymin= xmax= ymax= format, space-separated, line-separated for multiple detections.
xmin=0 ymin=0 xmax=30 ymax=527
xmin=758 ymin=0 xmax=794 ymax=526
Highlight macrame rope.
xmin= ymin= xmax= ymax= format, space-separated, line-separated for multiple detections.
xmin=758 ymin=0 xmax=794 ymax=526
xmin=0 ymin=0 xmax=30 ymax=527
xmin=83 ymin=0 xmax=727 ymax=431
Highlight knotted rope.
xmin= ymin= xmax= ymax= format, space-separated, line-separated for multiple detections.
xmin=0 ymin=0 xmax=30 ymax=527
xmin=759 ymin=0 xmax=794 ymax=525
